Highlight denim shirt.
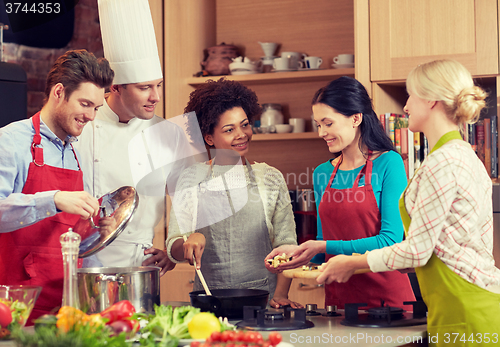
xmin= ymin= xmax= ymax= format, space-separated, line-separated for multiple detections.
xmin=0 ymin=116 xmax=80 ymax=233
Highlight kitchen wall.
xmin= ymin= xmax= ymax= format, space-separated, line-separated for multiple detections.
xmin=2 ymin=0 xmax=103 ymax=118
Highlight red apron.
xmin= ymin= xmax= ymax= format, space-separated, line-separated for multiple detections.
xmin=0 ymin=112 xmax=84 ymax=324
xmin=319 ymin=153 xmax=415 ymax=310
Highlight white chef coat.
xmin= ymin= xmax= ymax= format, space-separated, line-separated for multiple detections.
xmin=74 ymin=100 xmax=193 ymax=267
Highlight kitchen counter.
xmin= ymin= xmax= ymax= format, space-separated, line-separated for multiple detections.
xmin=257 ymin=313 xmax=427 ymax=347
xmin=1 ymin=305 xmax=427 ymax=347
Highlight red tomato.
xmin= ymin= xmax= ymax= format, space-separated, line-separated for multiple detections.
xmin=190 ymin=342 xmax=201 ymax=347
xmin=268 ymin=332 xmax=283 ymax=346
xmin=220 ymin=330 xmax=236 ymax=342
xmin=261 ymin=342 xmax=273 ymax=347
xmin=208 ymin=331 xmax=222 ymax=342
xmin=0 ymin=302 xmax=12 ymax=328
xmin=235 ymin=330 xmax=246 ymax=341
xmin=244 ymin=331 xmax=261 ymax=343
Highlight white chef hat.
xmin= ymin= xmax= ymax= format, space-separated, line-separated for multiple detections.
xmin=98 ymin=0 xmax=162 ymax=85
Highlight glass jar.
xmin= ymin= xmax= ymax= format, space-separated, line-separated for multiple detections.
xmin=260 ymin=103 xmax=284 ymax=126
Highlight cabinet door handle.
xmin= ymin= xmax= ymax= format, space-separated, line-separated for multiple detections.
xmin=299 ymin=282 xmax=324 ymax=288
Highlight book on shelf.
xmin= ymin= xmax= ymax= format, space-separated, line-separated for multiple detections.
xmin=379 ymin=113 xmax=418 ymax=179
xmin=467 ymin=117 xmax=498 ymax=178
xmin=484 ymin=118 xmax=492 ymax=177
xmin=491 ymin=116 xmax=498 ymax=178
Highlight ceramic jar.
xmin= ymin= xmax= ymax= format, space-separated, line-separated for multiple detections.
xmin=260 ymin=103 xmax=284 ymax=127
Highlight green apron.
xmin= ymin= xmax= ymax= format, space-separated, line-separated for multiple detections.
xmin=399 ymin=131 xmax=500 ymax=346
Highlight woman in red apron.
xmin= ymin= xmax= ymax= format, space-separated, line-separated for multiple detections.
xmin=316 ymin=60 xmax=500 ymax=346
xmin=266 ymin=76 xmax=415 ymax=309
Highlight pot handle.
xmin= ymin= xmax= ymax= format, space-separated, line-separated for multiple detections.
xmin=97 ymin=274 xmax=125 ymax=285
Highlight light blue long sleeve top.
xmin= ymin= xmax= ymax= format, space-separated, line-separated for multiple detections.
xmin=311 ymin=151 xmax=407 ymax=263
xmin=0 ymin=117 xmax=81 ymax=233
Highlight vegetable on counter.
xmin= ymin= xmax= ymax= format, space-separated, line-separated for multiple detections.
xmin=141 ymin=304 xmax=201 ymax=341
xmin=13 ymin=302 xmax=237 ymax=346
xmin=0 ymin=301 xmax=13 ymax=328
xmin=0 ymin=297 xmax=31 ymax=339
xmin=187 ymin=312 xmax=221 ymax=339
xmin=192 ymin=330 xmax=283 ymax=347
xmin=99 ymin=300 xmax=139 ymax=336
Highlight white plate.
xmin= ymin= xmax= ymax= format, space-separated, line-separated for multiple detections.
xmin=178 ymin=338 xmax=205 ymax=346
xmin=332 ymin=63 xmax=354 ymax=69
xmin=277 ymin=342 xmax=294 ymax=347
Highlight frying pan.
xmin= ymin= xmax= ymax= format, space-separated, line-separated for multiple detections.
xmin=189 ymin=288 xmax=269 ymax=319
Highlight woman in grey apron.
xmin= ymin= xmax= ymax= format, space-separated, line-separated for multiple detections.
xmin=166 ymin=79 xmax=301 ymax=308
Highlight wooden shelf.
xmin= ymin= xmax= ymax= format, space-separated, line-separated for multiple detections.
xmin=252 ymin=132 xmax=320 ymax=141
xmin=186 ymin=68 xmax=354 ymax=86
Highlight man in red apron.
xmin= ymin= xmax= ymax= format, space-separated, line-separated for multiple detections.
xmin=0 ymin=50 xmax=114 ymax=324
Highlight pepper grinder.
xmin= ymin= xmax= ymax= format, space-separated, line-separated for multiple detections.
xmin=60 ymin=227 xmax=81 ymax=308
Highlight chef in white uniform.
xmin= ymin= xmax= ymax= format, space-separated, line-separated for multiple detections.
xmin=74 ymin=0 xmax=194 ymax=275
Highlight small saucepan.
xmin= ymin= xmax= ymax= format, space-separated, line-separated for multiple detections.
xmin=189 ymin=289 xmax=269 ymax=319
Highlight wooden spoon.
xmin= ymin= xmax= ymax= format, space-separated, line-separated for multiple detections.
xmin=183 ymin=235 xmax=212 ymax=296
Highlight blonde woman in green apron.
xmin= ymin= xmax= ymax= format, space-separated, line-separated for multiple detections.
xmin=166 ymin=79 xmax=302 ymax=309
xmin=316 ymin=60 xmax=500 ymax=346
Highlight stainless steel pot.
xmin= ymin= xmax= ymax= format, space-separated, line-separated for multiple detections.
xmin=77 ymin=266 xmax=160 ymax=314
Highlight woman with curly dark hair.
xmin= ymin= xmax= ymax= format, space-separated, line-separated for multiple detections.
xmin=166 ymin=79 xmax=302 ymax=309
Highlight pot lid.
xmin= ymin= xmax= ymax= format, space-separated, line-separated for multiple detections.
xmin=74 ymin=186 xmax=139 ymax=258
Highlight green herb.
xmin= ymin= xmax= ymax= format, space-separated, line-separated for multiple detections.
xmin=13 ymin=323 xmax=129 ymax=347
xmin=141 ymin=304 xmax=200 ymax=340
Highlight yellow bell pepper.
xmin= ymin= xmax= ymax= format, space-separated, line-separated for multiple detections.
xmin=56 ymin=306 xmax=104 ymax=333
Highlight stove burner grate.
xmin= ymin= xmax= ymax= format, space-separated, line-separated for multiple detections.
xmin=367 ymin=306 xmax=404 ymax=320
xmin=236 ymin=305 xmax=315 ymax=331
xmin=341 ymin=301 xmax=427 ymax=328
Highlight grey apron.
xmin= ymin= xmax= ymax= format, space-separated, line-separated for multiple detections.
xmin=194 ymin=159 xmax=277 ymax=299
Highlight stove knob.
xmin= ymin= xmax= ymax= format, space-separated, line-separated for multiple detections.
xmin=326 ymin=305 xmax=337 ymax=313
xmin=306 ymin=304 xmax=318 ymax=312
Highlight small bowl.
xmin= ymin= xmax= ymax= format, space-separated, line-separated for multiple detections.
xmin=275 ymin=124 xmax=293 ymax=133
xmin=229 ymin=61 xmax=261 ymax=75
xmin=0 ymin=285 xmax=42 ymax=332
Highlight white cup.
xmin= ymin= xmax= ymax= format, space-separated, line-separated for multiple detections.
xmin=333 ymin=54 xmax=354 ymax=65
xmin=304 ymin=56 xmax=323 ymax=69
xmin=281 ymin=52 xmax=307 ymax=70
xmin=273 ymin=57 xmax=290 ymax=71
xmin=289 ymin=118 xmax=306 ymax=133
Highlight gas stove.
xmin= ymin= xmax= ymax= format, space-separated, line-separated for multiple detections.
xmin=341 ymin=300 xmax=427 ymax=328
xmin=305 ymin=303 xmax=341 ymax=317
xmin=235 ymin=305 xmax=315 ymax=331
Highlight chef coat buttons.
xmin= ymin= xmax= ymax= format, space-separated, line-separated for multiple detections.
xmin=94 ymin=159 xmax=99 ymax=162
xmin=96 ymin=124 xmax=101 ymax=128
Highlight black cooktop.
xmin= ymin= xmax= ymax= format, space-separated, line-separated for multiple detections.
xmin=235 ymin=306 xmax=315 ymax=331
xmin=340 ymin=301 xmax=427 ymax=328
